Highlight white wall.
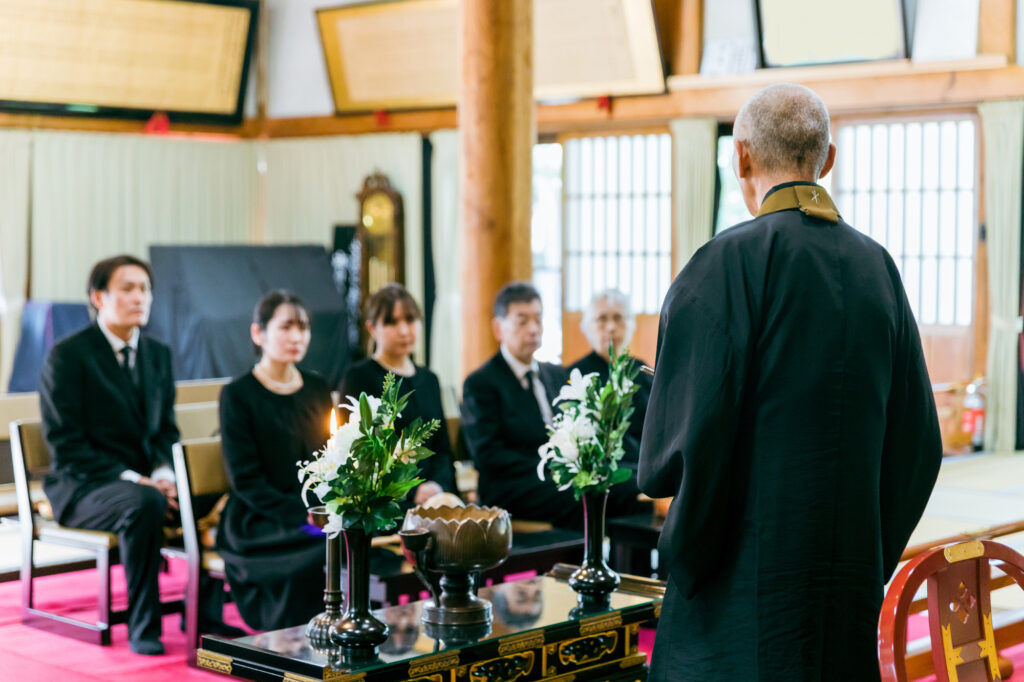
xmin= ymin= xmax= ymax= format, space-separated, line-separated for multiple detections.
xmin=258 ymin=0 xmax=364 ymax=119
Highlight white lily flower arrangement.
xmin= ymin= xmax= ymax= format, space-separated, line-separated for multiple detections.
xmin=297 ymin=373 xmax=439 ymax=536
xmin=537 ymin=348 xmax=641 ymax=499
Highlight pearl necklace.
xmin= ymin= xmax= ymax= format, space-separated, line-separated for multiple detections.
xmin=253 ymin=363 xmax=303 ymax=395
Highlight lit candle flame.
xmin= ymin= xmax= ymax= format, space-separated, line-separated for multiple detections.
xmin=329 ymin=408 xmax=338 ymax=435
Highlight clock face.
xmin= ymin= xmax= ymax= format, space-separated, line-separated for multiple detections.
xmin=362 ymin=192 xmax=396 ymax=236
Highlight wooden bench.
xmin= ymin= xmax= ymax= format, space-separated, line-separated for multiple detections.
xmin=174 ymin=401 xmax=219 ymax=440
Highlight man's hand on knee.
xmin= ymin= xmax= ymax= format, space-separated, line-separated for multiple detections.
xmin=138 ymin=476 xmax=179 ymax=511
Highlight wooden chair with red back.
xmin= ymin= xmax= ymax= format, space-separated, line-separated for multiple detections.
xmin=879 ymin=540 xmax=1024 ymax=681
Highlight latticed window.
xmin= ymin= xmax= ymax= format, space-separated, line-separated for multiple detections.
xmin=562 ymin=133 xmax=673 ymax=314
xmin=833 ymin=118 xmax=978 ymax=326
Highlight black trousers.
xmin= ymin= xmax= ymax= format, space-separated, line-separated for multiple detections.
xmin=64 ymin=480 xmax=167 ymax=643
xmin=63 ymin=480 xmax=229 ymax=642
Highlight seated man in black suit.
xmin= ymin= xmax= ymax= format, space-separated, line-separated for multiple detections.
xmin=39 ymin=255 xmax=237 ymax=654
xmin=569 ymin=289 xmax=652 ymax=468
xmin=461 ymin=282 xmax=649 ymax=529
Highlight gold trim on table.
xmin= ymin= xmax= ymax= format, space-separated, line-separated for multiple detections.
xmin=468 ymin=651 xmax=535 ymax=682
xmin=408 ymin=652 xmax=461 ymax=677
xmin=543 ymin=653 xmax=648 ymax=681
xmin=197 ymin=649 xmax=233 ymax=675
xmin=497 ymin=631 xmax=545 ymax=655
xmin=557 ymin=630 xmax=619 ymax=666
xmin=406 ymin=674 xmax=444 ymax=682
xmin=282 ymin=673 xmax=320 ymax=682
xmin=322 ymin=671 xmax=366 ymax=682
xmin=578 ymin=612 xmax=622 ymax=635
xmin=626 ymin=622 xmax=640 ymax=654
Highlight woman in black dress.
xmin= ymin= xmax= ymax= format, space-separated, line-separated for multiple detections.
xmin=216 ymin=291 xmax=332 ymax=631
xmin=340 ymin=284 xmax=458 ymax=504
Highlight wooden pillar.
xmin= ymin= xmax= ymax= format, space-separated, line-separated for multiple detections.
xmin=459 ymin=0 xmax=535 ymax=376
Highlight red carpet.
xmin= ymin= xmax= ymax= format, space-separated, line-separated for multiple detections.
xmin=1 ymin=564 xmax=1022 ymax=680
xmin=0 ymin=561 xmax=246 ymax=681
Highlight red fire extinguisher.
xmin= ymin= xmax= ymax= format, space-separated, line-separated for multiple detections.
xmin=961 ymin=377 xmax=986 ymax=452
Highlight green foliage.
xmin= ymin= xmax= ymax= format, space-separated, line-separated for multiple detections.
xmin=300 ymin=372 xmax=439 ymax=535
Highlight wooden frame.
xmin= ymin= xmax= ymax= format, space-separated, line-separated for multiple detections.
xmin=0 ymin=0 xmax=258 ymax=126
xmin=756 ymin=0 xmax=906 ymax=68
xmin=316 ymin=0 xmax=664 ymax=114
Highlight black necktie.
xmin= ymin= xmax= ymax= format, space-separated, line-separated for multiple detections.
xmin=523 ymin=369 xmax=534 ymax=392
xmin=119 ymin=347 xmax=139 ymax=391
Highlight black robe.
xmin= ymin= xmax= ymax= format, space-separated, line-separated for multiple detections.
xmin=339 ymin=358 xmax=459 ymax=497
xmin=216 ymin=370 xmax=331 ymax=631
xmin=568 ymin=350 xmax=651 ymax=466
xmin=638 ymin=182 xmax=942 ymax=681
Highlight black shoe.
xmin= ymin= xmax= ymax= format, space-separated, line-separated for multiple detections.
xmin=129 ymin=637 xmax=165 ymax=656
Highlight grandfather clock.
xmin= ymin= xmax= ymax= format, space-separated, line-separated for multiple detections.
xmin=356 ymin=172 xmax=405 ymax=299
xmin=355 ymin=172 xmax=404 ymax=353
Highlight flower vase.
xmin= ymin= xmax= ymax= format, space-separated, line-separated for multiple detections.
xmin=305 ymin=507 xmax=344 ymax=650
xmin=329 ymin=526 xmax=389 ymax=655
xmin=569 ymin=490 xmax=620 ymax=604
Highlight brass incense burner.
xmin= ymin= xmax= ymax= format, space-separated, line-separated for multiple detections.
xmin=399 ymin=505 xmax=512 ymax=626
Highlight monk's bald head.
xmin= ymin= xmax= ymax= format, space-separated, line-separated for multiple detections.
xmin=734 ymin=84 xmax=831 ymax=179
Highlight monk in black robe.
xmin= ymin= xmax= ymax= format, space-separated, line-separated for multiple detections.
xmin=638 ymin=84 xmax=942 ymax=681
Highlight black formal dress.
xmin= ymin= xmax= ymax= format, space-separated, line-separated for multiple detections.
xmin=216 ymin=370 xmax=332 ymax=631
xmin=40 ymin=324 xmax=180 ymax=646
xmin=567 ymin=351 xmax=651 ymax=466
xmin=462 ymin=352 xmax=649 ymax=529
xmin=339 ymin=358 xmax=458 ymax=496
xmin=638 ymin=182 xmax=942 ymax=681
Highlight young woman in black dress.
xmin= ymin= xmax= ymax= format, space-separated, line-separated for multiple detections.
xmin=339 ymin=284 xmax=458 ymax=505
xmin=216 ymin=291 xmax=331 ymax=631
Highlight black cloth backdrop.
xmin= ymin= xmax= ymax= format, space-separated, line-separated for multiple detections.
xmin=147 ymin=245 xmax=350 ymax=387
xmin=8 ymin=301 xmax=91 ymax=393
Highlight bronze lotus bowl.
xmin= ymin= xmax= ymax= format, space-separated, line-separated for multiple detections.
xmin=399 ymin=505 xmax=512 ymax=626
xmin=401 ymin=504 xmax=511 ymax=572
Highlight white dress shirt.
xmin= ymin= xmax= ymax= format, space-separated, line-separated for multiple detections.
xmin=500 ymin=344 xmax=554 ymax=426
xmin=97 ymin=318 xmax=175 ymax=484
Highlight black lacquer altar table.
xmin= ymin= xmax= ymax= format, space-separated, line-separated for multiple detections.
xmin=197 ymin=572 xmax=664 ymax=682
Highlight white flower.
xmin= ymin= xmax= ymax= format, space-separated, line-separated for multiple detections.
xmin=569 ymin=414 xmax=598 ymax=443
xmin=313 ymin=482 xmax=331 ymax=501
xmin=550 ymin=428 xmax=580 ymax=465
xmin=298 ymin=454 xmax=340 ymax=501
xmin=620 ymin=377 xmax=635 ymax=394
xmin=323 ymin=511 xmax=345 ymax=538
xmin=395 ymin=438 xmax=418 ymax=464
xmin=340 ymin=394 xmax=382 ymax=423
xmin=328 ymin=421 xmax=361 ymax=462
xmin=553 ymin=369 xmax=599 ymax=405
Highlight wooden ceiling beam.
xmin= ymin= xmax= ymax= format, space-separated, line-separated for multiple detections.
xmin=5 ymin=58 xmax=1024 ymax=139
xmin=0 ymin=112 xmax=256 ymax=138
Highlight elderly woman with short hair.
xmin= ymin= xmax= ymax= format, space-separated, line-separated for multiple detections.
xmin=568 ymin=288 xmax=652 ymax=467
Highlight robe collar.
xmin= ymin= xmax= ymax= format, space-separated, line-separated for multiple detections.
xmin=757 ymin=181 xmax=839 ymax=223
